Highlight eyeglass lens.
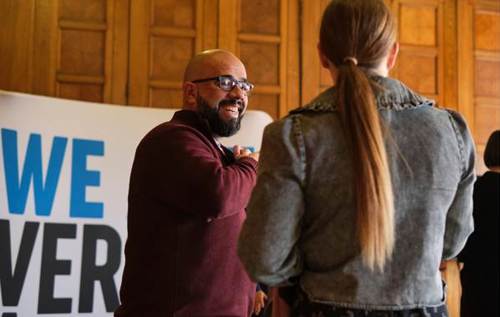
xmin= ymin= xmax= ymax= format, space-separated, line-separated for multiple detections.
xmin=218 ymin=76 xmax=252 ymax=92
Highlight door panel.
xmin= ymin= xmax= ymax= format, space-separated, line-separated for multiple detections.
xmin=390 ymin=0 xmax=445 ymax=104
xmin=0 ymin=0 xmax=36 ymax=93
xmin=28 ymin=0 xmax=129 ymax=104
xmin=128 ymin=0 xmax=213 ymax=108
xmin=218 ymin=0 xmax=299 ymax=119
xmin=301 ymin=0 xmax=332 ymax=106
xmin=459 ymin=0 xmax=500 ymax=173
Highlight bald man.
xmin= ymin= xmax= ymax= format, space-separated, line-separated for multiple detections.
xmin=115 ymin=50 xmax=259 ymax=317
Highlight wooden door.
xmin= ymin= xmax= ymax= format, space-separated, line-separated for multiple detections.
xmin=459 ymin=0 xmax=500 ymax=173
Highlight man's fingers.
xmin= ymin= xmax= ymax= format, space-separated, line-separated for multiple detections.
xmin=255 ymin=304 xmax=262 ymax=315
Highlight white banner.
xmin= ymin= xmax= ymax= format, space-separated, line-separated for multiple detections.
xmin=0 ymin=90 xmax=272 ymax=316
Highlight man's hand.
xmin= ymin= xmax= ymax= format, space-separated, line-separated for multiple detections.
xmin=253 ymin=290 xmax=268 ymax=315
xmin=233 ymin=145 xmax=259 ymax=162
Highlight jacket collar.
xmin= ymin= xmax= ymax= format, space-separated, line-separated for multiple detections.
xmin=290 ymin=76 xmax=433 ymax=115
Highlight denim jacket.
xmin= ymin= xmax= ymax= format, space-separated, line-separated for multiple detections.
xmin=238 ymin=76 xmax=475 ymax=310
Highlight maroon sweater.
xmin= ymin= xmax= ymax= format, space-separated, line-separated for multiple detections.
xmin=115 ymin=110 xmax=257 ymax=317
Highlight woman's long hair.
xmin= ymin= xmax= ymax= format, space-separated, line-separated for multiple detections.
xmin=320 ymin=0 xmax=396 ymax=271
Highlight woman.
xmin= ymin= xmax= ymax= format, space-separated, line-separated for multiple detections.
xmin=459 ymin=130 xmax=499 ymax=317
xmin=238 ymin=1 xmax=475 ymax=316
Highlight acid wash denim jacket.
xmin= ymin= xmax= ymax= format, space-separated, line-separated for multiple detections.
xmin=238 ymin=76 xmax=475 ymax=310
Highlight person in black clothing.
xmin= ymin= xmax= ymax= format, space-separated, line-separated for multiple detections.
xmin=459 ymin=130 xmax=499 ymax=317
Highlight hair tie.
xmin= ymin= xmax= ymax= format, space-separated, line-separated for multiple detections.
xmin=343 ymin=56 xmax=358 ymax=66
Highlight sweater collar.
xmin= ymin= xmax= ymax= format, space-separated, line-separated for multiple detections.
xmin=171 ymin=110 xmax=235 ymax=161
xmin=171 ymin=109 xmax=213 ymax=135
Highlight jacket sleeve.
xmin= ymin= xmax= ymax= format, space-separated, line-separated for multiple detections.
xmin=238 ymin=116 xmax=305 ymax=286
xmin=442 ymin=110 xmax=476 ymax=260
xmin=140 ymin=125 xmax=258 ymax=219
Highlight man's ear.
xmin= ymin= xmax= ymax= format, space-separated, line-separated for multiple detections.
xmin=387 ymin=42 xmax=399 ymax=70
xmin=317 ymin=43 xmax=331 ymax=69
xmin=183 ymin=82 xmax=198 ymax=110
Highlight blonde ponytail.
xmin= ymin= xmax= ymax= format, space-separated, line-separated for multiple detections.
xmin=320 ymin=0 xmax=397 ymax=271
xmin=336 ymin=62 xmax=394 ymax=271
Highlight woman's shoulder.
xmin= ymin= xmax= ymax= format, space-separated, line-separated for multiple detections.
xmin=289 ymin=87 xmax=338 ymax=115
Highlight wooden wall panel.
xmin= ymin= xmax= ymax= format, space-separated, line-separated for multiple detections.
xmin=32 ymin=1 xmax=58 ymax=96
xmin=440 ymin=261 xmax=463 ymax=317
xmin=390 ymin=0 xmax=445 ymax=105
xmin=250 ymin=94 xmax=280 ymax=119
xmin=129 ymin=0 xmax=212 ymax=108
xmin=241 ymin=0 xmax=280 ymax=35
xmin=150 ymin=88 xmax=183 ymax=109
xmin=150 ymin=37 xmax=195 ymax=81
xmin=459 ymin=0 xmax=500 ymax=173
xmin=0 ymin=0 xmax=35 ymax=93
xmin=318 ymin=0 xmax=333 ymax=92
xmin=217 ymin=0 xmax=298 ymax=119
xmin=475 ymin=59 xmax=500 ymax=98
xmin=473 ymin=1 xmax=500 ymax=172
xmin=475 ymin=103 xmax=500 ymax=143
xmin=398 ymin=52 xmax=437 ymax=96
xmin=285 ymin=0 xmax=300 ymax=113
xmin=152 ymin=0 xmax=196 ymax=28
xmin=60 ymin=0 xmax=106 ymax=21
xmin=230 ymin=0 xmax=291 ymax=119
xmin=27 ymin=0 xmax=130 ymax=104
xmin=60 ymin=30 xmax=105 ymax=76
xmin=0 ymin=0 xmax=497 ymax=147
xmin=475 ymin=9 xmax=500 ymax=51
xmin=301 ymin=0 xmax=332 ymax=105
xmin=399 ymin=5 xmax=437 ymax=46
xmin=56 ymin=0 xmax=108 ymax=102
xmin=59 ymin=82 xmax=104 ymax=102
xmin=240 ymin=42 xmax=280 ymax=85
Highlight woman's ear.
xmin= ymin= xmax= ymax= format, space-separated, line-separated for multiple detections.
xmin=387 ymin=42 xmax=399 ymax=70
xmin=317 ymin=43 xmax=339 ymax=85
xmin=317 ymin=43 xmax=331 ymax=69
xmin=182 ymin=82 xmax=198 ymax=110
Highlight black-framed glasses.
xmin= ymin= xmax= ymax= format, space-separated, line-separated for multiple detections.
xmin=192 ymin=75 xmax=254 ymax=93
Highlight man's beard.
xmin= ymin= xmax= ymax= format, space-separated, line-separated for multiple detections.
xmin=197 ymin=96 xmax=244 ymax=137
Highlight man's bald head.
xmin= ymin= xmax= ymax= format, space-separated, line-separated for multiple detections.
xmin=181 ymin=49 xmax=249 ymax=137
xmin=183 ymin=49 xmax=246 ymax=82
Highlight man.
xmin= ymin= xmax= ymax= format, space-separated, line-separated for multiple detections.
xmin=115 ymin=49 xmax=259 ymax=317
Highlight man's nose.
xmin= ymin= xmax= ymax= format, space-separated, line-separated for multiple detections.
xmin=228 ymin=84 xmax=246 ymax=99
